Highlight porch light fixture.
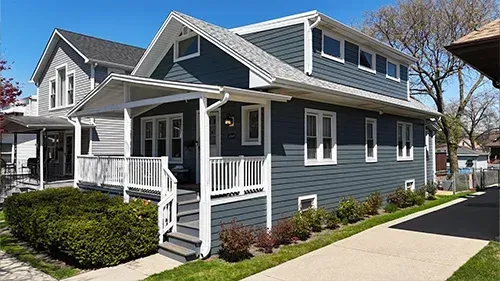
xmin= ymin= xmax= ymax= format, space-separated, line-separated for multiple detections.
xmin=224 ymin=114 xmax=234 ymax=127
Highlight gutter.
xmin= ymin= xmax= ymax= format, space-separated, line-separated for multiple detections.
xmin=199 ymin=90 xmax=230 ymax=259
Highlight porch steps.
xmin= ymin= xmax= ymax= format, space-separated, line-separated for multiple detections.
xmin=158 ymin=189 xmax=201 ymax=263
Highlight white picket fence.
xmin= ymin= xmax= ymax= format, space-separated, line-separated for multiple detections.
xmin=76 ymin=155 xmax=177 ymax=243
xmin=209 ymin=156 xmax=266 ymax=197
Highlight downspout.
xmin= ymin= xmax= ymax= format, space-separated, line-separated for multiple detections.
xmin=304 ymin=15 xmax=321 ymax=75
xmin=199 ymin=90 xmax=229 ymax=259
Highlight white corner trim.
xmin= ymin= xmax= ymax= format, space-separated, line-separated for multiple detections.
xmin=241 ymin=104 xmax=263 ymax=146
xmin=432 ymin=134 xmax=436 ymax=183
xmin=298 ymin=194 xmax=317 ymax=211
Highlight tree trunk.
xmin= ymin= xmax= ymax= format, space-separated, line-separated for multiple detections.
xmin=448 ymin=142 xmax=459 ymax=178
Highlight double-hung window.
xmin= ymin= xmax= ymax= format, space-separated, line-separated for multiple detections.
xmin=365 ymin=118 xmax=377 ymax=162
xmin=321 ymin=32 xmax=344 ymax=63
xmin=397 ymin=121 xmax=413 ymax=161
xmin=49 ymin=78 xmax=56 ymax=109
xmin=51 ymin=65 xmax=75 ymax=109
xmin=359 ymin=49 xmax=376 ymax=73
xmin=241 ymin=105 xmax=262 ymax=146
xmin=305 ymin=108 xmax=337 ymax=165
xmin=57 ymin=67 xmax=66 ymax=107
xmin=67 ymin=72 xmax=75 ymax=105
xmin=141 ymin=114 xmax=183 ymax=163
xmin=174 ymin=27 xmax=200 ymax=62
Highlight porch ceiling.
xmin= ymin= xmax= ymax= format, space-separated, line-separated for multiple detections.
xmin=68 ymin=74 xmax=292 ymax=118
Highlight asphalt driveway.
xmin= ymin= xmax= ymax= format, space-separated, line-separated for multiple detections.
xmin=243 ymin=189 xmax=499 ymax=281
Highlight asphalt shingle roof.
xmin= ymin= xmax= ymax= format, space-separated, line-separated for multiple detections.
xmin=57 ymin=29 xmax=145 ymax=68
xmin=452 ymin=19 xmax=500 ymax=45
xmin=173 ymin=12 xmax=439 ymax=116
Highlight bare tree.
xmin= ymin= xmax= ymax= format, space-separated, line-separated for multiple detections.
xmin=362 ymin=0 xmax=499 ymax=175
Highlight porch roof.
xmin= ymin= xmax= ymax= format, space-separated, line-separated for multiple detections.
xmin=1 ymin=116 xmax=93 ymax=133
xmin=67 ymin=74 xmax=292 ymax=117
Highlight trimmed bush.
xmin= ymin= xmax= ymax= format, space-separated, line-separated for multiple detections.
xmin=254 ymin=228 xmax=275 ymax=253
xmin=219 ymin=219 xmax=254 ymax=262
xmin=425 ymin=183 xmax=437 ymax=200
xmin=325 ymin=211 xmax=340 ymax=229
xmin=415 ymin=189 xmax=426 ymax=205
xmin=387 ymin=188 xmax=426 ymax=209
xmin=301 ymin=208 xmax=328 ymax=232
xmin=271 ymin=218 xmax=294 ymax=246
xmin=337 ymin=197 xmax=365 ymax=224
xmin=4 ymin=188 xmax=158 ymax=268
xmin=386 ymin=188 xmax=407 ymax=208
xmin=292 ymin=212 xmax=311 ymax=240
xmin=384 ymin=203 xmax=398 ymax=213
xmin=363 ymin=192 xmax=383 ymax=215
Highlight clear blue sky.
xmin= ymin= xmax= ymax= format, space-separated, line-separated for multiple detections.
xmin=1 ymin=0 xmax=397 ymax=98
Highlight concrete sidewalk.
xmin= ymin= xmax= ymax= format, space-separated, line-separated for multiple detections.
xmin=65 ymin=254 xmax=181 ymax=281
xmin=243 ymin=195 xmax=492 ymax=281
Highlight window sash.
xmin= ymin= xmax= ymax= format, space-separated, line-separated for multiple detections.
xmin=67 ymin=74 xmax=74 ymax=105
xmin=141 ymin=115 xmax=183 ymax=163
xmin=359 ymin=50 xmax=374 ymax=70
xmin=366 ymin=118 xmax=377 ymax=161
xmin=241 ymin=105 xmax=262 ymax=145
xmin=397 ymin=122 xmax=413 ymax=160
xmin=387 ymin=61 xmax=398 ymax=79
xmin=49 ymin=79 xmax=56 ymax=108
xmin=305 ymin=109 xmax=336 ymax=165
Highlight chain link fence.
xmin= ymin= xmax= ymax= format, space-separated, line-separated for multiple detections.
xmin=437 ymin=168 xmax=500 ymax=192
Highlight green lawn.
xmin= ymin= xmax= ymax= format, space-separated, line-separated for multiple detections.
xmin=0 ymin=211 xmax=80 ymax=280
xmin=448 ymin=241 xmax=500 ymax=281
xmin=146 ymin=194 xmax=467 ymax=281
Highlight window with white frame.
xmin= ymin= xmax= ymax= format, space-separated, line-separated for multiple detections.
xmin=366 ymin=118 xmax=377 ymax=162
xmin=298 ymin=194 xmax=317 ymax=211
xmin=386 ymin=60 xmax=399 ymax=81
xmin=1 ymin=143 xmax=13 ymax=164
xmin=174 ymin=27 xmax=200 ymax=62
xmin=49 ymin=78 xmax=56 ymax=109
xmin=397 ymin=121 xmax=413 ymax=160
xmin=141 ymin=114 xmax=183 ymax=163
xmin=67 ymin=72 xmax=75 ymax=105
xmin=405 ymin=179 xmax=415 ymax=191
xmin=241 ymin=105 xmax=262 ymax=146
xmin=359 ymin=49 xmax=376 ymax=73
xmin=305 ymin=108 xmax=337 ymax=165
xmin=322 ymin=32 xmax=344 ymax=63
xmin=57 ymin=67 xmax=66 ymax=107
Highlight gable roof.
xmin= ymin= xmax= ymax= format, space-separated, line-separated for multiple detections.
xmin=30 ymin=29 xmax=145 ymax=84
xmin=451 ymin=19 xmax=500 ymax=46
xmin=133 ymin=11 xmax=439 ymax=118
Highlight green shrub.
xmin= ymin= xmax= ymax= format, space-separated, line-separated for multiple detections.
xmin=291 ymin=212 xmax=311 ymax=240
xmin=384 ymin=203 xmax=398 ymax=213
xmin=3 ymin=188 xmax=158 ymax=268
xmin=425 ymin=183 xmax=437 ymax=200
xmin=271 ymin=218 xmax=294 ymax=246
xmin=337 ymin=197 xmax=365 ymax=224
xmin=219 ymin=219 xmax=254 ymax=262
xmin=387 ymin=188 xmax=426 ymax=209
xmin=301 ymin=208 xmax=328 ymax=232
xmin=363 ymin=192 xmax=383 ymax=215
xmin=415 ymin=189 xmax=426 ymax=206
xmin=324 ymin=211 xmax=340 ymax=229
xmin=386 ymin=188 xmax=407 ymax=208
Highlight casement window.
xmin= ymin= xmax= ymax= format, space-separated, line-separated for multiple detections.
xmin=305 ymin=108 xmax=337 ymax=166
xmin=174 ymin=27 xmax=200 ymax=62
xmin=365 ymin=118 xmax=377 ymax=162
xmin=321 ymin=32 xmax=344 ymax=63
xmin=405 ymin=179 xmax=415 ymax=191
xmin=298 ymin=194 xmax=317 ymax=211
xmin=397 ymin=121 xmax=413 ymax=161
xmin=67 ymin=73 xmax=75 ymax=105
xmin=386 ymin=60 xmax=400 ymax=81
xmin=49 ymin=78 xmax=56 ymax=109
xmin=241 ymin=105 xmax=262 ymax=146
xmin=359 ymin=49 xmax=376 ymax=73
xmin=141 ymin=114 xmax=183 ymax=163
xmin=1 ymin=143 xmax=13 ymax=164
xmin=51 ymin=65 xmax=75 ymax=109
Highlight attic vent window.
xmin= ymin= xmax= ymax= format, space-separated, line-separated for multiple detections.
xmin=174 ymin=27 xmax=200 ymax=62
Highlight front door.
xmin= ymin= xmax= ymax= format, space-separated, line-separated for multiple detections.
xmin=196 ymin=110 xmax=220 ymax=184
xmin=63 ymin=134 xmax=74 ymax=176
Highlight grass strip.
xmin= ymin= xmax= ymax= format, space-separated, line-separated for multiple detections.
xmin=447 ymin=241 xmax=500 ymax=281
xmin=147 ymin=193 xmax=466 ymax=281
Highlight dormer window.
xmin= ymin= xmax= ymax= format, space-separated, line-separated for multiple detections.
xmin=386 ymin=60 xmax=400 ymax=81
xmin=321 ymin=32 xmax=344 ymax=63
xmin=174 ymin=27 xmax=200 ymax=62
xmin=359 ymin=49 xmax=376 ymax=73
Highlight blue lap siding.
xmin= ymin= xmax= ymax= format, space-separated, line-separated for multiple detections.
xmin=270 ymin=98 xmax=425 ymax=223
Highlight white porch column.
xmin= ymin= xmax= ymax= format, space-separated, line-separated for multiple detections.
xmin=199 ymin=95 xmax=211 ymax=257
xmin=264 ymin=99 xmax=272 ymax=229
xmin=123 ymin=83 xmax=131 ymax=203
xmin=39 ymin=129 xmax=45 ymax=190
xmin=74 ymin=117 xmax=82 ymax=188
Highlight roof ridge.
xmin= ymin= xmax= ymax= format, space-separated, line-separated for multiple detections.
xmin=55 ymin=28 xmax=145 ymax=50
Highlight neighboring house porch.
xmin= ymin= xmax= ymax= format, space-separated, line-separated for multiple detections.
xmin=68 ymin=74 xmax=291 ymax=261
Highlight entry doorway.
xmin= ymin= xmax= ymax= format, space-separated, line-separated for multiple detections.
xmin=63 ymin=133 xmax=74 ymax=176
xmin=196 ymin=109 xmax=221 ymax=184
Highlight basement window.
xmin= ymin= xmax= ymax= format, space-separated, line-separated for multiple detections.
xmin=405 ymin=179 xmax=415 ymax=191
xmin=298 ymin=194 xmax=317 ymax=211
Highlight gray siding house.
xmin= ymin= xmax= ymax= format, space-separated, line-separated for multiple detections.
xmin=29 ymin=10 xmax=439 ymax=262
xmin=4 ymin=29 xmax=144 ymax=185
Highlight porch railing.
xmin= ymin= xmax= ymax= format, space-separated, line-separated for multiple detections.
xmin=76 ymin=155 xmax=177 ymax=243
xmin=209 ymin=156 xmax=266 ymax=198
